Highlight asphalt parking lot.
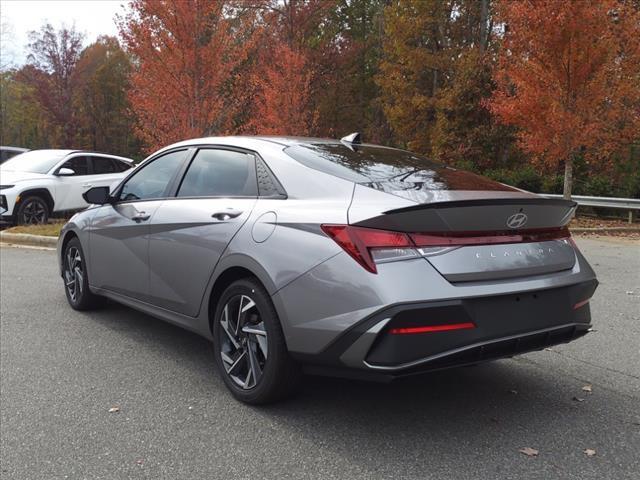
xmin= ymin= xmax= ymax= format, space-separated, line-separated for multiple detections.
xmin=1 ymin=237 xmax=638 ymax=479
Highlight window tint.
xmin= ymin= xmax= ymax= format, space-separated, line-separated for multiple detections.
xmin=118 ymin=150 xmax=186 ymax=201
xmin=91 ymin=156 xmax=119 ymax=174
xmin=60 ymin=156 xmax=90 ymax=176
xmin=177 ymin=149 xmax=257 ymax=197
xmin=1 ymin=149 xmax=24 ymax=162
xmin=115 ymin=160 xmax=132 ymax=172
xmin=284 ymin=144 xmax=516 ymax=193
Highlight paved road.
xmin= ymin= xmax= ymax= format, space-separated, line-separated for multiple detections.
xmin=1 ymin=237 xmax=638 ymax=480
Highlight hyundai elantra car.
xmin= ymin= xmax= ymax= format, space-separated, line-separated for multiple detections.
xmin=58 ymin=134 xmax=597 ymax=404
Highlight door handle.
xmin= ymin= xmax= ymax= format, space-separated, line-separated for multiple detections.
xmin=132 ymin=212 xmax=151 ymax=222
xmin=82 ymin=184 xmax=93 ymax=188
xmin=211 ymin=209 xmax=243 ymax=221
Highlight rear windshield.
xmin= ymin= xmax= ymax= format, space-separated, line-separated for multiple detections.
xmin=284 ymin=143 xmax=515 ymax=192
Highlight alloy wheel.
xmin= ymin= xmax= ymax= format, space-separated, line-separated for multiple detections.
xmin=64 ymin=246 xmax=83 ymax=303
xmin=21 ymin=199 xmax=47 ymax=224
xmin=219 ymin=294 xmax=268 ymax=390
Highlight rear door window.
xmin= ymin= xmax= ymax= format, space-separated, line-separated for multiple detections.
xmin=177 ymin=149 xmax=257 ymax=197
xmin=91 ymin=156 xmax=118 ymax=174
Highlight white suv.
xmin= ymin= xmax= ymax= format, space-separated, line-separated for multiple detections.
xmin=0 ymin=149 xmax=134 ymax=225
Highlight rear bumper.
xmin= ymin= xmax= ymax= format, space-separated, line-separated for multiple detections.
xmin=294 ymin=279 xmax=597 ymax=380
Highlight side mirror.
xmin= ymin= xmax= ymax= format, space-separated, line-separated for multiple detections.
xmin=83 ymin=186 xmax=112 ymax=205
xmin=57 ymin=167 xmax=75 ymax=176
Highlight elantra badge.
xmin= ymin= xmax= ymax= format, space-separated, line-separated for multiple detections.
xmin=506 ymin=212 xmax=528 ymax=229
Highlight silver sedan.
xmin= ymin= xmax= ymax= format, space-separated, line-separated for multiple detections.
xmin=58 ymin=135 xmax=598 ymax=404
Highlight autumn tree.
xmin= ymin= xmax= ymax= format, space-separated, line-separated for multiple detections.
xmin=239 ymin=0 xmax=336 ymax=136
xmin=118 ymin=0 xmax=257 ymax=151
xmin=0 ymin=70 xmax=51 ymax=148
xmin=74 ymin=36 xmax=140 ymax=158
xmin=313 ymin=0 xmax=391 ymax=142
xmin=489 ymin=0 xmax=640 ymax=199
xmin=246 ymin=42 xmax=316 ymax=135
xmin=377 ymin=0 xmax=503 ymax=163
xmin=20 ymin=24 xmax=84 ymax=147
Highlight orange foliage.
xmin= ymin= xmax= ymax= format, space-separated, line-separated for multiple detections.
xmin=117 ymin=0 xmax=255 ymax=151
xmin=245 ymin=42 xmax=316 ymax=136
xmin=489 ymin=0 xmax=640 ymax=171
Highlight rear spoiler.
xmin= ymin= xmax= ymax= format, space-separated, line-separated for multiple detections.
xmin=353 ymin=197 xmax=577 ymax=233
xmin=384 ymin=197 xmax=577 ymax=215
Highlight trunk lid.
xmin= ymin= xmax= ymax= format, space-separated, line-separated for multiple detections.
xmin=348 ymin=186 xmax=577 ymax=282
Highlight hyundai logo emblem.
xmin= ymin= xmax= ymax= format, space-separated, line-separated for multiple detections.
xmin=506 ymin=212 xmax=528 ymax=229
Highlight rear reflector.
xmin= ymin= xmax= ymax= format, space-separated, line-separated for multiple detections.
xmin=389 ymin=322 xmax=476 ymax=335
xmin=573 ymin=298 xmax=590 ymax=310
xmin=321 ymin=224 xmax=572 ymax=274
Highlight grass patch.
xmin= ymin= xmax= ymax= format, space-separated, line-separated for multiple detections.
xmin=6 ymin=221 xmax=65 ymax=237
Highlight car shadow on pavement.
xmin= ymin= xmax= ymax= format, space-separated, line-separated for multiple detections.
xmin=87 ymin=299 xmax=589 ymax=411
xmin=83 ymin=300 xmax=631 ymax=478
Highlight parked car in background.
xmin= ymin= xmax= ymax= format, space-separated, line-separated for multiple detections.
xmin=0 ymin=149 xmax=133 ymax=225
xmin=0 ymin=146 xmax=29 ymax=164
xmin=57 ymin=135 xmax=597 ymax=404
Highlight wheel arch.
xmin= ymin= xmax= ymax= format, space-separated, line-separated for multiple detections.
xmin=14 ymin=188 xmax=55 ymax=215
xmin=206 ymin=255 xmax=280 ymax=336
xmin=60 ymin=230 xmax=79 ymax=261
xmin=58 ymin=229 xmax=81 ymax=274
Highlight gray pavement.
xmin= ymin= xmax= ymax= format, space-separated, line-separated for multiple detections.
xmin=0 ymin=237 xmax=639 ymax=479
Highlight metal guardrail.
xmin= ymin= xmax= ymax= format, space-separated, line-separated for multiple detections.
xmin=539 ymin=194 xmax=640 ymax=210
xmin=538 ymin=194 xmax=639 ymax=222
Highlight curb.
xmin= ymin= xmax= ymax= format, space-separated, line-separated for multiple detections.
xmin=0 ymin=232 xmax=58 ymax=248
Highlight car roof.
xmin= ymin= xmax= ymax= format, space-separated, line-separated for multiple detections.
xmin=15 ymin=149 xmax=134 ymax=163
xmin=0 ymin=146 xmax=29 ymax=152
xmin=165 ymin=135 xmax=400 ymax=150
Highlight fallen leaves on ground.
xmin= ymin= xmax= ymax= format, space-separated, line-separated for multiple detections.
xmin=570 ymin=217 xmax=635 ymax=229
xmin=519 ymin=447 xmax=539 ymax=457
xmin=572 ymin=396 xmax=585 ymax=402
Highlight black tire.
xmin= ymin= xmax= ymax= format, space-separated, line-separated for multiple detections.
xmin=15 ymin=195 xmax=49 ymax=225
xmin=213 ymin=278 xmax=300 ymax=404
xmin=62 ymin=237 xmax=104 ymax=311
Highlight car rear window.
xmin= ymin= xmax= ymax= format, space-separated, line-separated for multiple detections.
xmin=284 ymin=143 xmax=516 ymax=192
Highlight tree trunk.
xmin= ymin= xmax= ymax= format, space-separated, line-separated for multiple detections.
xmin=563 ymin=156 xmax=573 ymax=200
xmin=479 ymin=0 xmax=489 ymax=54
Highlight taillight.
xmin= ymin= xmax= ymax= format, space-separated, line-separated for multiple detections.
xmin=320 ymin=225 xmax=413 ymax=273
xmin=321 ymin=225 xmax=573 ymax=274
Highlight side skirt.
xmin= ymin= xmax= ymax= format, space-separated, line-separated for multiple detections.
xmin=90 ymin=285 xmax=213 ymax=340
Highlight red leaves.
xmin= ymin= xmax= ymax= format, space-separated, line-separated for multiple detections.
xmin=118 ymin=0 xmax=256 ymax=152
xmin=489 ymin=0 xmax=640 ymax=172
xmin=246 ymin=42 xmax=317 ymax=136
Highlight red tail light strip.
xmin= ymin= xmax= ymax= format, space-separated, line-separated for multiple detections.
xmin=573 ymin=298 xmax=591 ymax=310
xmin=389 ymin=322 xmax=476 ymax=335
xmin=321 ymin=224 xmax=572 ymax=274
xmin=409 ymin=227 xmax=571 ymax=247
